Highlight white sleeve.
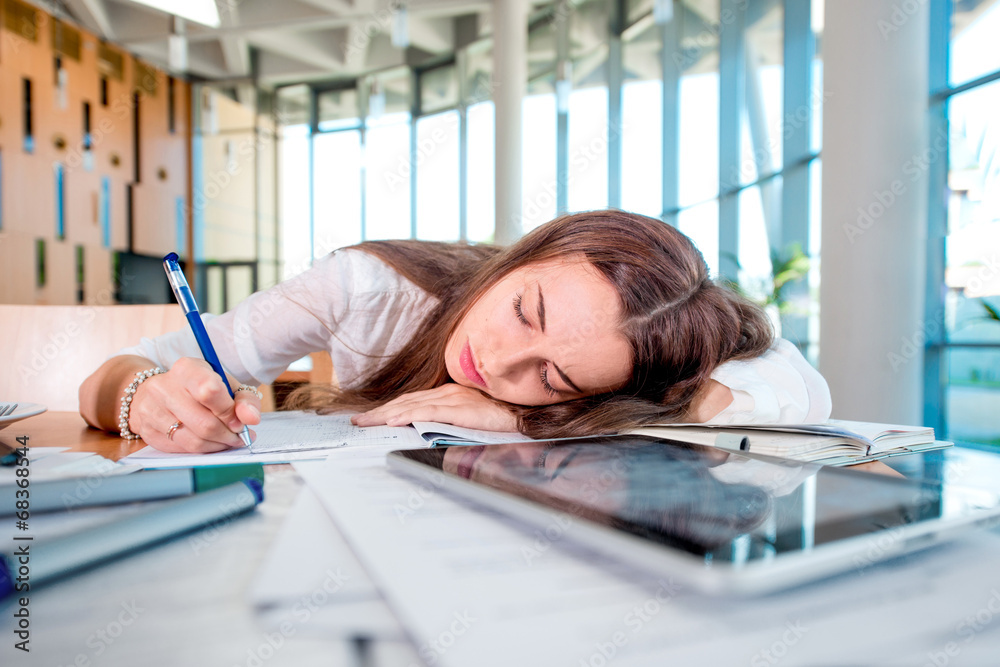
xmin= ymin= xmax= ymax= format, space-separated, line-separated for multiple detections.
xmin=706 ymin=338 xmax=832 ymax=424
xmin=112 ymin=249 xmax=435 ymax=386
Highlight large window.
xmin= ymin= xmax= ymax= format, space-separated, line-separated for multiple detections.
xmin=930 ymin=0 xmax=1000 ymax=448
xmin=366 ymin=111 xmax=412 ymax=241
xmin=272 ymin=0 xmax=823 ymax=357
xmin=415 ymin=110 xmax=461 ymax=241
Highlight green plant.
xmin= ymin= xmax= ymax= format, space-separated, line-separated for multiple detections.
xmin=767 ymin=243 xmax=811 ymax=313
xmin=979 ymin=299 xmax=1000 ymax=323
xmin=722 ymin=243 xmax=811 ymax=313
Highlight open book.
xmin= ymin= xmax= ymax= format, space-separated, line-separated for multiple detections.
xmin=628 ymin=419 xmax=948 ymax=465
xmin=412 ymin=422 xmax=537 ymax=447
xmin=412 ymin=419 xmax=949 ymax=466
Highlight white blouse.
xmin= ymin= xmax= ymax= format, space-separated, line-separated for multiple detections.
xmin=116 ymin=249 xmax=832 ymax=425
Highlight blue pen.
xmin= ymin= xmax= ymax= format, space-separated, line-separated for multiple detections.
xmin=162 ymin=253 xmax=254 ymax=450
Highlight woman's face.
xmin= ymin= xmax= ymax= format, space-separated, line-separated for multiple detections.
xmin=444 ymin=257 xmax=631 ymax=406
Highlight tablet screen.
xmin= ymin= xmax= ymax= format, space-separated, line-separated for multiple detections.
xmin=389 ymin=435 xmax=946 ymax=564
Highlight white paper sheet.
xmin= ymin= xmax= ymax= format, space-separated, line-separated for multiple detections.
xmin=122 ymin=411 xmax=428 ymax=469
xmin=297 ymin=453 xmax=1000 ymax=666
xmin=249 ymin=483 xmax=405 ymax=640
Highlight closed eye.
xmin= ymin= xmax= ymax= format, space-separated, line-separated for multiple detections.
xmin=540 ymin=366 xmax=558 ymax=396
xmin=513 ymin=293 xmax=530 ymax=327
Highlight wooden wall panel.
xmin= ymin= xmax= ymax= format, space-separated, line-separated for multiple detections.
xmin=197 ymin=91 xmax=257 ymax=263
xmin=56 ymin=24 xmax=102 ymax=247
xmin=35 ymin=238 xmax=75 ymax=305
xmin=200 ymin=131 xmax=256 ymax=261
xmin=1 ymin=8 xmax=57 ymax=238
xmin=1 ymin=3 xmax=191 ymax=305
xmin=93 ymin=48 xmax=133 ymax=251
xmin=82 ymin=243 xmax=113 ymax=305
xmin=0 ymin=231 xmax=37 ymax=304
xmin=0 ymin=32 xmax=15 ymax=231
xmin=130 ymin=184 xmax=176 ymax=256
xmin=133 ymin=66 xmax=189 ymax=258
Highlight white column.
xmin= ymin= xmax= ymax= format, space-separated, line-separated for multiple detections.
xmin=819 ymin=0 xmax=929 ymax=424
xmin=492 ymin=0 xmax=528 ymax=245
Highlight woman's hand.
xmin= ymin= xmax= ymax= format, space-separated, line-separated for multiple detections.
xmin=351 ymin=383 xmax=518 ymax=432
xmin=126 ymin=357 xmax=262 ymax=453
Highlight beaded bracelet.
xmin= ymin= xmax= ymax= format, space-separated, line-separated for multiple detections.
xmin=118 ymin=367 xmax=165 ymax=440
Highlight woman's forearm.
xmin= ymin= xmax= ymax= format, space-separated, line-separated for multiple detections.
xmin=79 ymin=355 xmax=161 ymax=432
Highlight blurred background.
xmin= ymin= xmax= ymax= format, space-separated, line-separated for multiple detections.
xmin=0 ymin=0 xmax=997 ymax=446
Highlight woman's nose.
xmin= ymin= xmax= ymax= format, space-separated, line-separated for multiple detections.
xmin=484 ymin=334 xmax=538 ymax=381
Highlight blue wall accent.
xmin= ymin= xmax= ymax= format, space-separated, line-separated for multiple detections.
xmin=54 ymin=163 xmax=65 ymax=239
xmin=100 ymin=176 xmax=111 ymax=248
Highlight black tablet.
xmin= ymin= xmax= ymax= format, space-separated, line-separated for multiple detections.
xmin=387 ymin=435 xmax=1000 ymax=595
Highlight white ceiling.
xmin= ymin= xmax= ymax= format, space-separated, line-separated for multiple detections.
xmin=42 ymin=0 xmax=784 ymax=91
xmin=48 ymin=0 xmax=518 ymax=87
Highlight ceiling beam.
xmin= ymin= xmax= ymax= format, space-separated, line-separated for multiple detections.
xmin=217 ymin=0 xmax=251 ymax=77
xmin=122 ymin=0 xmax=491 ymax=45
xmin=406 ymin=14 xmax=454 ymax=53
xmin=62 ymin=0 xmax=116 ymax=38
xmin=246 ymin=29 xmax=346 ymax=72
xmin=296 ymin=0 xmax=356 ymax=13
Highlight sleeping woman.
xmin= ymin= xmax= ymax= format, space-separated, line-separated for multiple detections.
xmin=79 ymin=209 xmax=830 ymax=453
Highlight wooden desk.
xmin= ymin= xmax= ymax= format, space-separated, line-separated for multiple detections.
xmin=0 ymin=411 xmax=143 ymax=461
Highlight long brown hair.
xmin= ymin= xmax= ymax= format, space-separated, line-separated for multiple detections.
xmin=287 ymin=210 xmax=773 ymax=437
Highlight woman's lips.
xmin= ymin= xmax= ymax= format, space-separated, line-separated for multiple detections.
xmin=459 ymin=341 xmax=488 ymax=389
xmin=456 ymin=445 xmax=485 ymax=479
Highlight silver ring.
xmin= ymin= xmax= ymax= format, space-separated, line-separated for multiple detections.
xmin=167 ymin=421 xmax=182 ymax=440
xmin=235 ymin=384 xmax=263 ymax=400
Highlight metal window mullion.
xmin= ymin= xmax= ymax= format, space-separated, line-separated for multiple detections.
xmin=359 ymin=123 xmax=368 ymax=241
xmin=924 ymin=0 xmax=952 ymax=440
xmin=661 ymin=4 xmax=681 ymax=227
xmin=556 ymin=1 xmax=570 ymax=215
xmin=410 ymin=69 xmax=420 ymax=239
xmin=781 ymin=0 xmax=814 ymax=347
xmin=308 ymin=86 xmax=318 ymax=262
xmin=457 ymin=49 xmax=469 ymax=242
xmin=718 ymin=0 xmax=745 ymax=282
xmin=608 ymin=0 xmax=625 ymax=210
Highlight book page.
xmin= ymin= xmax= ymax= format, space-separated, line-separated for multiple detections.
xmin=411 ymin=421 xmax=537 ymax=445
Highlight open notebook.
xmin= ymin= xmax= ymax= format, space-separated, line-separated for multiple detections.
xmin=414 ymin=419 xmax=947 ymax=466
xmin=628 ymin=419 xmax=946 ymax=465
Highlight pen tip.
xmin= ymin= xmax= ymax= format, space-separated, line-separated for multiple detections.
xmin=240 ymin=426 xmax=254 ymax=451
